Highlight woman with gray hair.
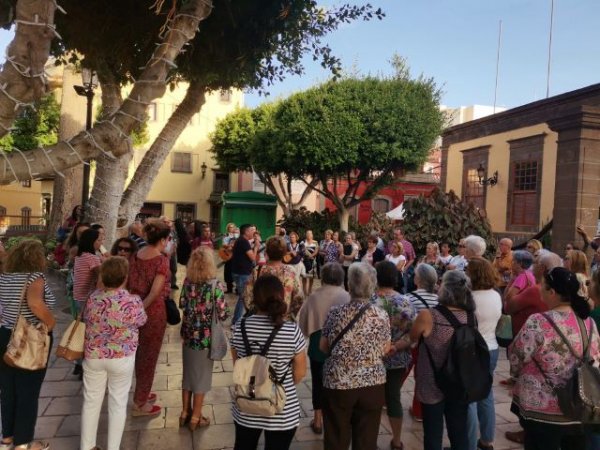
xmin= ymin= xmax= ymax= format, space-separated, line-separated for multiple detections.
xmin=320 ymin=263 xmax=391 ymax=450
xmin=463 ymin=235 xmax=487 ymax=259
xmin=410 ymin=270 xmax=476 ymax=450
xmin=404 ymin=263 xmax=439 ymax=422
xmin=503 ymin=250 xmax=535 ymax=304
xmin=297 ymin=263 xmax=350 ymax=435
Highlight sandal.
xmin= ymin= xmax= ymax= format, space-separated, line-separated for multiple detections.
xmin=309 ymin=420 xmax=322 ymax=435
xmin=147 ymin=392 xmax=157 ymax=404
xmin=131 ymin=403 xmax=162 ymax=417
xmin=188 ymin=415 xmax=210 ymax=431
xmin=14 ymin=441 xmax=49 ymax=450
xmin=178 ymin=408 xmax=193 ymax=427
xmin=391 ymin=440 xmax=404 ymax=450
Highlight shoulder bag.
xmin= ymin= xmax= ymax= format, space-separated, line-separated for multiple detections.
xmin=3 ymin=276 xmax=51 ymax=371
xmin=209 ymin=280 xmax=228 ymax=361
xmin=56 ymin=310 xmax=85 ymax=361
xmin=329 ymin=304 xmax=371 ymax=353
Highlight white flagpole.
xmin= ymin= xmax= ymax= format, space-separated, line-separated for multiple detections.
xmin=493 ymin=20 xmax=502 ymax=113
xmin=546 ymin=0 xmax=555 ymax=98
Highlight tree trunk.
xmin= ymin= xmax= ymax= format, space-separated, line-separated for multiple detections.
xmin=119 ymin=81 xmax=207 ymax=226
xmin=86 ymin=73 xmax=127 ymax=245
xmin=0 ymin=0 xmax=213 ymax=184
xmin=0 ymin=0 xmax=60 ymax=139
xmin=47 ymin=166 xmax=77 ymax=239
xmin=338 ymin=207 xmax=350 ymax=233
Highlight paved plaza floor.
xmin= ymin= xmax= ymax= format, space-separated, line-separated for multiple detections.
xmin=31 ymin=270 xmax=525 ymax=450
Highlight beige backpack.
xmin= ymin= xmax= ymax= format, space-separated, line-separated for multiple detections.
xmin=233 ymin=319 xmax=289 ymax=416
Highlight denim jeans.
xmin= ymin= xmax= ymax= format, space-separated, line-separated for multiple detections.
xmin=232 ymin=273 xmax=250 ymax=325
xmin=422 ymin=399 xmax=469 ymax=450
xmin=467 ymin=348 xmax=499 ymax=449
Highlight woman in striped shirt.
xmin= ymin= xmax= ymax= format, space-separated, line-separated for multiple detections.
xmin=0 ymin=239 xmax=56 ymax=450
xmin=231 ymin=275 xmax=307 ymax=450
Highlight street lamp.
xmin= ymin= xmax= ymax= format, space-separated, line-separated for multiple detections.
xmin=73 ymin=68 xmax=98 ymax=209
xmin=477 ymin=162 xmax=498 ymax=187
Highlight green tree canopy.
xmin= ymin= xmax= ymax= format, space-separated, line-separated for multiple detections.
xmin=0 ymin=93 xmax=60 ymax=151
xmin=212 ymin=69 xmax=445 ymax=229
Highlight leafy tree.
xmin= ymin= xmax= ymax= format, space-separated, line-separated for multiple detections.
xmin=0 ymin=93 xmax=60 ymax=151
xmin=213 ymin=71 xmax=445 ymax=230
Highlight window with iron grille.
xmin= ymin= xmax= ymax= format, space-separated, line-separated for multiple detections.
xmin=510 ymin=161 xmax=538 ymax=226
xmin=461 ymin=145 xmax=490 ymax=214
xmin=21 ymin=207 xmax=31 ymax=226
xmin=506 ymin=134 xmax=544 ymax=231
xmin=21 ymin=179 xmax=31 ymax=188
xmin=176 ymin=204 xmax=195 ymax=224
xmin=372 ymin=198 xmax=390 ymax=214
xmin=213 ymin=172 xmax=229 ymax=193
xmin=463 ymin=168 xmax=485 ymax=210
xmin=171 ymin=152 xmax=192 ymax=173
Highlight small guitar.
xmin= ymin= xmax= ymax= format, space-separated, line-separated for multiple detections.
xmin=218 ymin=246 xmax=233 ymax=262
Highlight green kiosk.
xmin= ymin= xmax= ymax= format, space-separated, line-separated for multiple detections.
xmin=220 ymin=191 xmax=277 ymax=238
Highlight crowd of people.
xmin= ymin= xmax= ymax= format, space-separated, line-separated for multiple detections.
xmin=0 ymin=208 xmax=599 ymax=450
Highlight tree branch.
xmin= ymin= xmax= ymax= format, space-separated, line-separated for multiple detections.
xmin=0 ymin=0 xmax=213 ymax=184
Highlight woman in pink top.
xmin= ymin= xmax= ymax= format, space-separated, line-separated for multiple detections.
xmin=509 ymin=267 xmax=600 ymax=450
xmin=503 ymin=250 xmax=535 ymax=304
xmin=81 ymin=257 xmax=147 ymax=450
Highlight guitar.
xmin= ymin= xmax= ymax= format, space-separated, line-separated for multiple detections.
xmin=218 ymin=246 xmax=233 ymax=262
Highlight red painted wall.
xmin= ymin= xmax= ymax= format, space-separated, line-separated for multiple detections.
xmin=324 ymin=180 xmax=437 ymax=224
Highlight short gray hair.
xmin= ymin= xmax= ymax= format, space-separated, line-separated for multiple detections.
xmin=513 ymin=250 xmax=533 ymax=270
xmin=538 ymin=251 xmax=563 ymax=271
xmin=321 ymin=262 xmax=345 ymax=287
xmin=438 ymin=270 xmax=475 ymax=312
xmin=414 ymin=263 xmax=438 ymax=293
xmin=464 ymin=235 xmax=486 ymax=257
xmin=348 ymin=262 xmax=377 ymax=299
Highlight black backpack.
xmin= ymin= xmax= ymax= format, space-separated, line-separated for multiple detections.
xmin=424 ymin=305 xmax=492 ymax=403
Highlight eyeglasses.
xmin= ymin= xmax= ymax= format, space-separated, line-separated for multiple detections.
xmin=117 ymin=246 xmax=133 ymax=253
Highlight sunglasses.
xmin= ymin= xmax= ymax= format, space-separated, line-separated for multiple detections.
xmin=117 ymin=246 xmax=133 ymax=253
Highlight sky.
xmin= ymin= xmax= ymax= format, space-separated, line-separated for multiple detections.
xmin=0 ymin=1 xmax=598 ymax=111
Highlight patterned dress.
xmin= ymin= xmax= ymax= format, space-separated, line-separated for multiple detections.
xmin=321 ymin=240 xmax=340 ymax=264
xmin=243 ymin=264 xmax=302 ymax=317
xmin=370 ymin=291 xmax=416 ymax=369
xmin=180 ymin=278 xmax=229 ymax=350
xmin=128 ymin=253 xmax=171 ymax=405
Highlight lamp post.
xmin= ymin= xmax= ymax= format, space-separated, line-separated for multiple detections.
xmin=73 ymin=68 xmax=98 ymax=209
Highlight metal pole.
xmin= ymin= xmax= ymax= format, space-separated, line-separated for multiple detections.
xmin=493 ymin=20 xmax=502 ymax=113
xmin=81 ymin=88 xmax=94 ymax=207
xmin=546 ymin=0 xmax=555 ymax=98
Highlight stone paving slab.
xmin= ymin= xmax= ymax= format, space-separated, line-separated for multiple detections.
xmin=28 ymin=269 xmax=526 ymax=450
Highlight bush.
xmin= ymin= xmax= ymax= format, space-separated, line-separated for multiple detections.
xmin=401 ymin=188 xmax=497 ymax=258
xmin=4 ymin=235 xmax=43 ymax=251
xmin=277 ymin=208 xmax=340 ymax=241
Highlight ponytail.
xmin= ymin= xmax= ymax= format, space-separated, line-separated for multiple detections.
xmin=252 ymin=275 xmax=287 ymax=326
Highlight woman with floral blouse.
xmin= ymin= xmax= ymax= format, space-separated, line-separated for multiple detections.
xmin=509 ymin=267 xmax=600 ymax=450
xmin=371 ymin=261 xmax=416 ymax=450
xmin=81 ymin=257 xmax=147 ymax=450
xmin=179 ymin=247 xmax=229 ymax=431
xmin=320 ymin=262 xmax=391 ymax=450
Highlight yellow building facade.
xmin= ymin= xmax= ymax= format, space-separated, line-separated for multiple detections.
xmin=136 ymin=87 xmax=243 ymax=229
xmin=441 ymin=83 xmax=600 ymax=252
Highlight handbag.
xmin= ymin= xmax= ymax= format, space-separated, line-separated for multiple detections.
xmin=3 ymin=276 xmax=50 ymax=371
xmin=56 ymin=312 xmax=85 ymax=361
xmin=165 ymin=297 xmax=181 ymax=325
xmin=209 ymin=280 xmax=228 ymax=361
xmin=495 ymin=314 xmax=513 ymax=348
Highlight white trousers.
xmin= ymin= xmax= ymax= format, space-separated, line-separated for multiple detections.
xmin=80 ymin=355 xmax=135 ymax=450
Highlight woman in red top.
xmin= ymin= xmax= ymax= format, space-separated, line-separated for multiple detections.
xmin=128 ymin=219 xmax=171 ymax=417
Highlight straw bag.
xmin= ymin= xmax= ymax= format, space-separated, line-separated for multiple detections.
xmin=3 ymin=276 xmax=51 ymax=371
xmin=56 ymin=314 xmax=85 ymax=361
